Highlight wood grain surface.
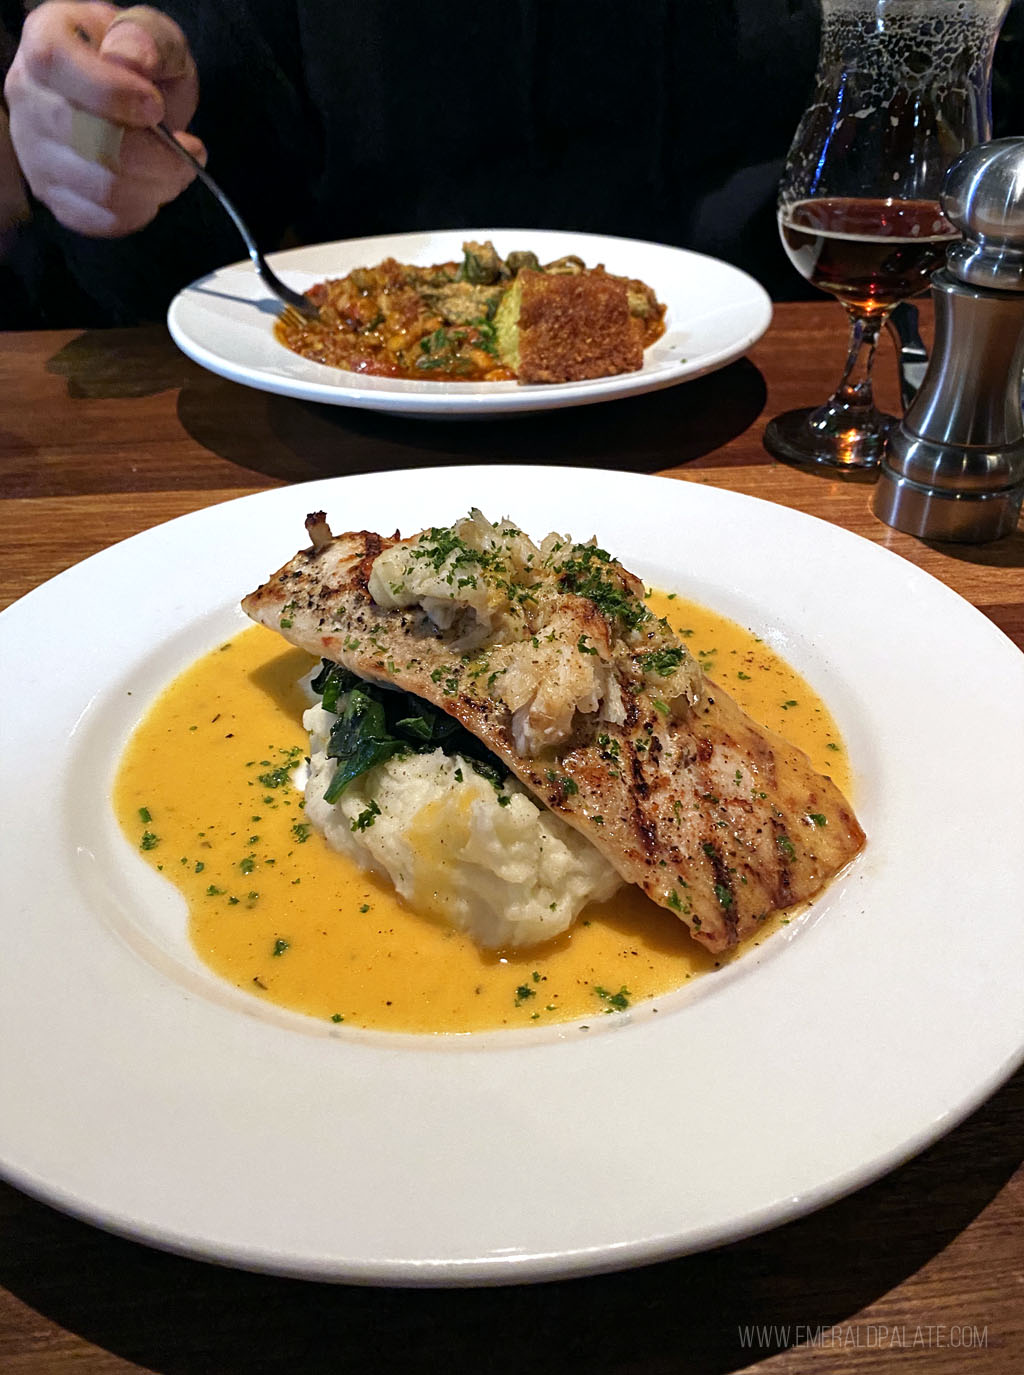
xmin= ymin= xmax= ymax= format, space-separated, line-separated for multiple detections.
xmin=1 ymin=304 xmax=1021 ymax=1374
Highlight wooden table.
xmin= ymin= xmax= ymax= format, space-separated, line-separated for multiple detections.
xmin=1 ymin=304 xmax=1021 ymax=1373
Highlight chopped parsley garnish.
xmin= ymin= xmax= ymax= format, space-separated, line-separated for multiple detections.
xmin=411 ymin=525 xmax=486 ymax=576
xmin=776 ymin=834 xmax=796 ymax=860
xmin=596 ymin=733 xmax=620 ymax=760
xmin=545 ymin=769 xmax=578 ymax=796
xmin=350 ymin=800 xmax=381 ymax=832
xmin=139 ymin=831 xmax=159 ymax=851
xmin=416 ymin=325 xmax=451 ymax=369
xmin=553 ymin=543 xmax=651 ymax=631
xmin=255 ymin=748 xmax=299 ymax=792
xmin=808 ymin=813 xmax=827 ymax=827
xmin=594 ymin=985 xmax=630 ymax=1011
xmin=272 ymin=938 xmax=290 ymax=956
xmin=640 ymin=646 xmax=686 ymax=676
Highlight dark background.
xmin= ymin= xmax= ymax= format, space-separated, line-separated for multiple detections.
xmin=1 ymin=0 xmax=1022 ymax=328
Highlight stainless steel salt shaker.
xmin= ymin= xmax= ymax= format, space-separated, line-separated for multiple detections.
xmin=873 ymin=138 xmax=1024 ymax=542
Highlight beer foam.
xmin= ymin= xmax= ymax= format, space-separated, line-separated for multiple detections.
xmin=783 ymin=0 xmax=1004 ymax=201
xmin=819 ymin=1 xmax=1004 ymax=99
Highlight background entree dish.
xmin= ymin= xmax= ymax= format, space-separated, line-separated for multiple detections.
xmin=275 ymin=240 xmax=666 ymax=384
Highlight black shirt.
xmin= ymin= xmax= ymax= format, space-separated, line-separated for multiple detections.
xmin=3 ymin=0 xmax=1022 ymax=327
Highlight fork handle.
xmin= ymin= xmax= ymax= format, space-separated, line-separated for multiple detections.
xmin=150 ymin=123 xmax=259 ymax=266
xmin=149 ymin=122 xmax=318 ymax=319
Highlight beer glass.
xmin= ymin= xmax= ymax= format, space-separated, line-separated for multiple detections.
xmin=764 ymin=0 xmax=1009 ymax=470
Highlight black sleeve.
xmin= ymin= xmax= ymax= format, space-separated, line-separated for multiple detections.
xmin=993 ymin=0 xmax=1024 ymax=138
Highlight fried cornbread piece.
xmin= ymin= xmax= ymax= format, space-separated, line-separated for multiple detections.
xmin=514 ymin=269 xmax=644 ymax=383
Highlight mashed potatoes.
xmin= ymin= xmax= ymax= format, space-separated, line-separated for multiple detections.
xmin=303 ymin=703 xmax=621 ymax=948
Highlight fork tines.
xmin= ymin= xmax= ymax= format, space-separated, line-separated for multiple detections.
xmin=279 ymin=304 xmax=312 ymax=330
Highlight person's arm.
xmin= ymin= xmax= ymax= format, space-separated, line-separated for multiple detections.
xmin=1 ymin=7 xmax=27 ymax=260
xmin=0 ymin=104 xmax=28 ymax=257
xmin=4 ymin=2 xmax=203 ymax=237
xmin=5 ymin=0 xmax=310 ymax=326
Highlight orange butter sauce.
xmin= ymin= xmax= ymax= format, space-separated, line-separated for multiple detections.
xmin=114 ymin=593 xmax=853 ymax=1034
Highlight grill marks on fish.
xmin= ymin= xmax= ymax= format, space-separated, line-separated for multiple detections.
xmin=243 ymin=518 xmax=865 ymax=953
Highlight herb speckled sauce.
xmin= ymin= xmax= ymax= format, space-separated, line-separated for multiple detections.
xmin=114 ymin=592 xmax=853 ymax=1034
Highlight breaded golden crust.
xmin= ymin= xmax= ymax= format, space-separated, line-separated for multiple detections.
xmin=516 ymin=270 xmax=644 ymax=383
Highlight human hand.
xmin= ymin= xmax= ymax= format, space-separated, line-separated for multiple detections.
xmin=4 ymin=2 xmax=204 ymax=236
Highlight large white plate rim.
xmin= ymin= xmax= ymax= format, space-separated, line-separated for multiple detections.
xmin=1 ymin=467 xmax=1022 ymax=1285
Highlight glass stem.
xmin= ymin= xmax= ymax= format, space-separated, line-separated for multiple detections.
xmin=831 ymin=309 xmax=887 ymax=417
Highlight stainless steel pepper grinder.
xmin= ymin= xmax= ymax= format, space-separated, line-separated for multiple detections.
xmin=873 ymin=138 xmax=1024 ymax=542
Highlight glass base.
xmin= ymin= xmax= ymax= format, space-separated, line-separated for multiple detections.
xmin=764 ymin=405 xmax=895 ymax=471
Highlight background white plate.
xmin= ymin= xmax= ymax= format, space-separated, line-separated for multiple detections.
xmin=1 ymin=468 xmax=1022 ymax=1286
xmin=167 ymin=229 xmax=772 ymax=417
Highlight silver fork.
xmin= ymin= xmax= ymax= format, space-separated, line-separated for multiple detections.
xmin=150 ymin=122 xmax=319 ymax=324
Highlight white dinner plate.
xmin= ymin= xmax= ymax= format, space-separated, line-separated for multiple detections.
xmin=166 ymin=229 xmax=772 ymax=417
xmin=1 ymin=468 xmax=1022 ymax=1286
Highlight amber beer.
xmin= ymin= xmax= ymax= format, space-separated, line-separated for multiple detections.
xmin=779 ymin=197 xmax=960 ymax=314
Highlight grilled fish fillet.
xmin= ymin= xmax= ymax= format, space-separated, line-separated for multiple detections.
xmin=242 ymin=510 xmax=864 ymax=953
